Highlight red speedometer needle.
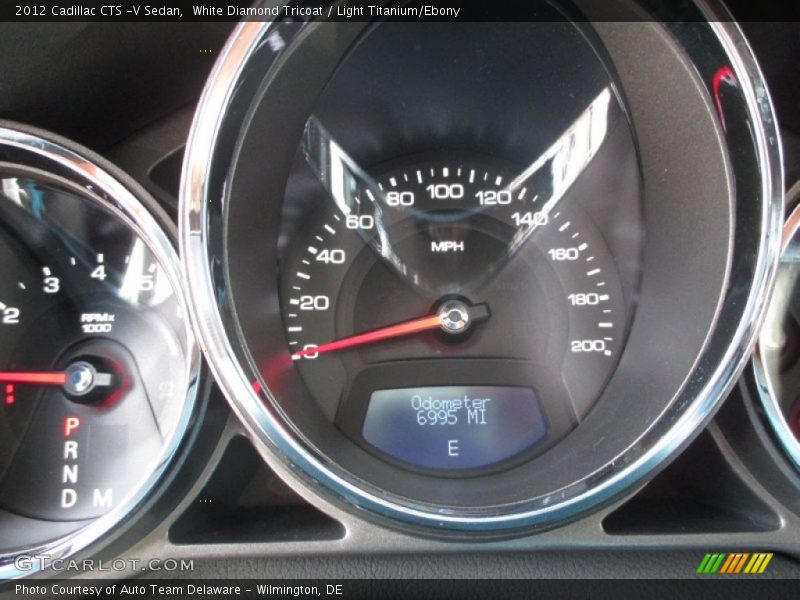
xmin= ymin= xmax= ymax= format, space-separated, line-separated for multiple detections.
xmin=292 ymin=301 xmax=490 ymax=359
xmin=0 ymin=371 xmax=68 ymax=385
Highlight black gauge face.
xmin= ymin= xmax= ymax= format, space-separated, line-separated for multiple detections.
xmin=280 ymin=154 xmax=633 ymax=473
xmin=270 ymin=19 xmax=642 ymax=477
xmin=0 ymin=170 xmax=190 ymax=523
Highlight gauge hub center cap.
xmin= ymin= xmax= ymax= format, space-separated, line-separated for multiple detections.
xmin=64 ymin=361 xmax=98 ymax=396
xmin=438 ymin=300 xmax=471 ymax=334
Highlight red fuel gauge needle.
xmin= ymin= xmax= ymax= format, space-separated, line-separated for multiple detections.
xmin=0 ymin=371 xmax=68 ymax=385
xmin=292 ymin=301 xmax=490 ymax=359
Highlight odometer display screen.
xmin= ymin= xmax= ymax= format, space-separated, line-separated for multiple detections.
xmin=363 ymin=386 xmax=547 ymax=470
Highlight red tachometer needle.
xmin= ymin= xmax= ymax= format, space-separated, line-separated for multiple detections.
xmin=0 ymin=371 xmax=68 ymax=385
xmin=292 ymin=301 xmax=490 ymax=359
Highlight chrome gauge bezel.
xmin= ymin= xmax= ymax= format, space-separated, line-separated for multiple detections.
xmin=0 ymin=124 xmax=202 ymax=579
xmin=181 ymin=2 xmax=783 ymax=535
xmin=753 ymin=189 xmax=800 ymax=471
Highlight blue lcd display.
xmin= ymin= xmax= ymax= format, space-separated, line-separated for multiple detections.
xmin=362 ymin=386 xmax=547 ymax=470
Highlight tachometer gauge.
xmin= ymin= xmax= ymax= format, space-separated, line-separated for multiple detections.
xmin=0 ymin=124 xmax=199 ymax=578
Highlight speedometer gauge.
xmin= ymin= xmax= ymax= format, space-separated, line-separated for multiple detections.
xmin=281 ymin=158 xmax=629 ymax=472
xmin=183 ymin=6 xmax=781 ymax=537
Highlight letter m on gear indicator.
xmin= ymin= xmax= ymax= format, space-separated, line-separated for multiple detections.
xmin=696 ymin=552 xmax=773 ymax=574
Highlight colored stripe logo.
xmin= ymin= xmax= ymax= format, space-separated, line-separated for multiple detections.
xmin=696 ymin=552 xmax=773 ymax=574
